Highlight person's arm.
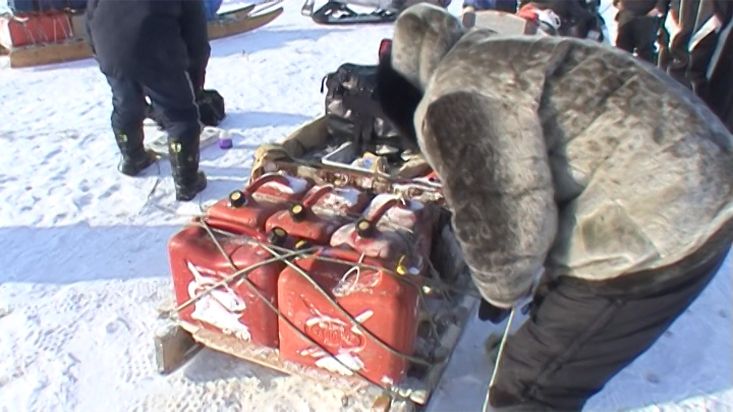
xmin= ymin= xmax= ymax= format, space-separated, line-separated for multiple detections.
xmin=85 ymin=0 xmax=100 ymax=54
xmin=419 ymin=91 xmax=558 ymax=308
xmin=654 ymin=0 xmax=671 ymax=14
xmin=647 ymin=0 xmax=669 ymax=17
xmin=180 ymin=0 xmax=211 ymax=92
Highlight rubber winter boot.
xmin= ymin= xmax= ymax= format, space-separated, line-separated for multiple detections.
xmin=175 ymin=171 xmax=207 ymax=201
xmin=115 ymin=128 xmax=157 ymax=177
xmin=169 ymin=136 xmax=207 ymax=201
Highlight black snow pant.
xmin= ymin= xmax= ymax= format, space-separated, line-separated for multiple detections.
xmin=665 ymin=30 xmax=724 ymax=109
xmin=708 ymin=24 xmax=733 ymax=131
xmin=616 ymin=16 xmax=661 ymax=63
xmin=489 ymin=240 xmax=731 ymax=411
xmin=106 ymin=69 xmax=201 ymax=157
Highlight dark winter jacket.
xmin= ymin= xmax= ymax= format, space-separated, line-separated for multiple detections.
xmin=386 ymin=4 xmax=733 ymax=308
xmin=614 ymin=0 xmax=669 ymax=26
xmin=86 ymin=0 xmax=210 ymax=80
xmin=614 ymin=0 xmax=669 ymax=16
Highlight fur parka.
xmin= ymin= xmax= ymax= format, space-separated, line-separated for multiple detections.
xmin=386 ymin=4 xmax=733 ymax=307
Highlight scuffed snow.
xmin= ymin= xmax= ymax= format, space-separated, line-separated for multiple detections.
xmin=0 ymin=0 xmax=730 ymax=411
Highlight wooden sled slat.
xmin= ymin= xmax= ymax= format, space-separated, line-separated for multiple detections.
xmin=9 ymin=38 xmax=91 ymax=68
xmin=178 ymin=281 xmax=478 ymax=408
xmin=7 ymin=6 xmax=283 ymax=68
xmin=208 ymin=7 xmax=283 ymax=40
xmin=179 ymin=320 xmax=379 ymax=395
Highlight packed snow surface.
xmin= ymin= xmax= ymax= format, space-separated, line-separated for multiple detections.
xmin=0 ymin=1 xmax=730 ymax=411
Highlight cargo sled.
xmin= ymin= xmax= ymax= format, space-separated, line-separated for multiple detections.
xmin=0 ymin=1 xmax=283 ymax=69
xmin=156 ymin=115 xmax=481 ymax=411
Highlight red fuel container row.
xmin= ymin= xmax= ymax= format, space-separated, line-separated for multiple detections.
xmin=0 ymin=12 xmax=73 ymax=49
xmin=169 ymin=173 xmax=438 ymax=384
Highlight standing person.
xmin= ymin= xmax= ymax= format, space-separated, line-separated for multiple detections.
xmin=614 ymin=0 xmax=669 ymax=63
xmin=377 ymin=4 xmax=733 ymax=410
xmin=661 ymin=0 xmax=732 ymax=130
xmin=656 ymin=3 xmax=673 ymax=68
xmin=665 ymin=0 xmax=730 ymax=100
xmin=86 ymin=0 xmax=209 ymax=201
xmin=707 ymin=20 xmax=733 ymax=131
xmin=519 ymin=0 xmax=597 ymax=38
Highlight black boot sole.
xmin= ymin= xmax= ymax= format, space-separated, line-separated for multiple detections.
xmin=119 ymin=151 xmax=158 ymax=177
xmin=175 ymin=172 xmax=207 ymax=201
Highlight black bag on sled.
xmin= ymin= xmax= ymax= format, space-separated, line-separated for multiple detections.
xmin=146 ymin=89 xmax=225 ymax=129
xmin=196 ymin=89 xmax=226 ymax=127
xmin=321 ymin=63 xmax=407 ymax=158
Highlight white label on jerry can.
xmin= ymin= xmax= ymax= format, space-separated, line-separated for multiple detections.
xmin=299 ymin=308 xmax=374 ymax=375
xmin=186 ymin=261 xmax=252 ymax=341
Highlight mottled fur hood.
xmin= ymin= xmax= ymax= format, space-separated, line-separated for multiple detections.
xmin=390 ymin=3 xmax=465 ymax=90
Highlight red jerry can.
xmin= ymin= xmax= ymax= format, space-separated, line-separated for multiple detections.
xmin=277 ymin=247 xmax=421 ymax=386
xmin=424 ymin=170 xmax=440 ymax=183
xmin=168 ymin=222 xmax=287 ymax=348
xmin=205 ymin=173 xmax=311 ymax=234
xmin=264 ymin=184 xmax=371 ymax=246
xmin=0 ymin=13 xmax=73 ymax=49
xmin=330 ymin=194 xmax=437 ymax=271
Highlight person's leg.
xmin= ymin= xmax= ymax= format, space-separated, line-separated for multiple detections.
xmin=489 ymin=248 xmax=728 ymax=411
xmin=707 ymin=24 xmax=733 ymax=130
xmin=615 ymin=21 xmax=636 ymax=54
xmin=105 ymin=75 xmax=157 ymax=176
xmin=657 ymin=24 xmax=671 ymax=69
xmin=634 ymin=16 xmax=661 ymax=63
xmin=687 ymin=31 xmax=720 ymax=103
xmin=141 ymin=70 xmax=206 ymax=201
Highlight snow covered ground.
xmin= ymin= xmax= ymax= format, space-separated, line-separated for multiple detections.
xmin=0 ymin=1 xmax=731 ymax=411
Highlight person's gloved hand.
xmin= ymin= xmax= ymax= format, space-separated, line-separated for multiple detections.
xmin=478 ymin=298 xmax=511 ymax=324
xmin=476 ymin=268 xmax=545 ymax=324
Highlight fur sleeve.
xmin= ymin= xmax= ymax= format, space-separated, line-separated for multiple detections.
xmin=420 ymin=91 xmax=558 ymax=307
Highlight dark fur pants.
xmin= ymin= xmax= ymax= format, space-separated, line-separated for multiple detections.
xmin=489 ymin=247 xmax=729 ymax=411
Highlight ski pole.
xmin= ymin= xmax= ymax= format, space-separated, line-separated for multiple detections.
xmin=482 ymin=305 xmax=517 ymax=412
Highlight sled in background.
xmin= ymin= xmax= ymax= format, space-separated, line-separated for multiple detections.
xmin=0 ymin=1 xmax=284 ymax=69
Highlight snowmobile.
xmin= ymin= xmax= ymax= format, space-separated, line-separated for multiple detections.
xmin=301 ymin=0 xmax=450 ymax=25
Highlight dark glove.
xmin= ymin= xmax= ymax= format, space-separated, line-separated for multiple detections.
xmin=196 ymin=89 xmax=226 ymax=126
xmin=478 ymin=298 xmax=511 ymax=324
